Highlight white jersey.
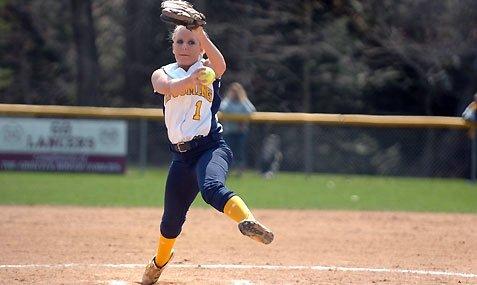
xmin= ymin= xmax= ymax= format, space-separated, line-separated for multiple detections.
xmin=160 ymin=60 xmax=223 ymax=144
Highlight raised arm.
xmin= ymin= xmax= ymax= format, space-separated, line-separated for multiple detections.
xmin=192 ymin=27 xmax=226 ymax=78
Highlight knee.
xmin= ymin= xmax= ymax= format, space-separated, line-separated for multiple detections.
xmin=160 ymin=215 xmax=186 ymax=239
xmin=200 ymin=180 xmax=235 ymax=212
xmin=200 ymin=180 xmax=224 ymax=205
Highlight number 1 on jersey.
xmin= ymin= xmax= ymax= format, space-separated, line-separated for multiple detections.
xmin=193 ymin=100 xmax=202 ymax=120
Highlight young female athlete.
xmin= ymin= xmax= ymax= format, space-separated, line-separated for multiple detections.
xmin=141 ymin=25 xmax=274 ymax=285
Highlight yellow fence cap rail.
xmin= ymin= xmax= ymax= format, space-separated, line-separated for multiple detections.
xmin=0 ymin=103 xmax=471 ymax=129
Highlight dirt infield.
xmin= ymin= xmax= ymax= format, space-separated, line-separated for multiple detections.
xmin=0 ymin=206 xmax=476 ymax=284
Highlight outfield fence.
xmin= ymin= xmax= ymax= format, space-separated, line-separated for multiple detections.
xmin=0 ymin=104 xmax=474 ymax=179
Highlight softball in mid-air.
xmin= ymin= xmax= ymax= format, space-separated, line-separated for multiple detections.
xmin=199 ymin=66 xmax=216 ymax=85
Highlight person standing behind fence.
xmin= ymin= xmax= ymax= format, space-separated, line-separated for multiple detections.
xmin=462 ymin=93 xmax=477 ymax=122
xmin=219 ymin=82 xmax=256 ymax=176
xmin=463 ymin=93 xmax=477 ymax=181
xmin=260 ymin=134 xmax=283 ymax=179
xmin=462 ymin=93 xmax=477 ymax=139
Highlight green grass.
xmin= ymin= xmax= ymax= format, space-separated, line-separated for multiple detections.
xmin=0 ymin=168 xmax=476 ymax=213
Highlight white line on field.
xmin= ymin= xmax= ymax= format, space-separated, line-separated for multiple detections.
xmin=107 ymin=281 xmax=129 ymax=285
xmin=0 ymin=263 xmax=476 ymax=279
xmin=231 ymin=280 xmax=253 ymax=285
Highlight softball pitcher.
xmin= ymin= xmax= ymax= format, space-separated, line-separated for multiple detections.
xmin=141 ymin=23 xmax=274 ymax=285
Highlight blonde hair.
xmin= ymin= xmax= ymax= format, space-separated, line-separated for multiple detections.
xmin=226 ymin=82 xmax=248 ymax=101
xmin=170 ymin=25 xmax=208 ymax=41
xmin=170 ymin=26 xmax=183 ymax=41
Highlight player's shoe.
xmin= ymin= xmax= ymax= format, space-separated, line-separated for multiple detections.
xmin=141 ymin=252 xmax=174 ymax=285
xmin=238 ymin=220 xmax=274 ymax=244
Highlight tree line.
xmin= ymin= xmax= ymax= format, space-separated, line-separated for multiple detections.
xmin=1 ymin=0 xmax=477 ymax=116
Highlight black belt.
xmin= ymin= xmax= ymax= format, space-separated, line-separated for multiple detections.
xmin=171 ymin=133 xmax=220 ymax=153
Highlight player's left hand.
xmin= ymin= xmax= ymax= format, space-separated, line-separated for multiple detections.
xmin=160 ymin=0 xmax=206 ymax=30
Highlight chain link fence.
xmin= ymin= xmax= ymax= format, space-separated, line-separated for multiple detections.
xmin=0 ymin=104 xmax=471 ymax=178
xmin=128 ymin=118 xmax=472 ymax=179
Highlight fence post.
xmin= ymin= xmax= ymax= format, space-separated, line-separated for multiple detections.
xmin=139 ymin=119 xmax=148 ymax=174
xmin=304 ymin=123 xmax=313 ymax=174
xmin=469 ymin=125 xmax=477 ymax=183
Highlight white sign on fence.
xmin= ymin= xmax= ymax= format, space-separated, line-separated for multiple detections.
xmin=0 ymin=117 xmax=127 ymax=173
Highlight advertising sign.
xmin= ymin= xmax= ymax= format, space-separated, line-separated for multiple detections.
xmin=0 ymin=118 xmax=127 ymax=173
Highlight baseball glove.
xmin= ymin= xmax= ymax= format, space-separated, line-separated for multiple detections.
xmin=160 ymin=0 xmax=206 ymax=30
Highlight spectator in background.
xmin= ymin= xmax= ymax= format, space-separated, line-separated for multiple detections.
xmin=463 ymin=93 xmax=477 ymax=181
xmin=463 ymin=93 xmax=477 ymax=139
xmin=462 ymin=93 xmax=477 ymax=122
xmin=260 ymin=134 xmax=283 ymax=179
xmin=220 ymin=82 xmax=256 ymax=176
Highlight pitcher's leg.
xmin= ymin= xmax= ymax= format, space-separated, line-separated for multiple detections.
xmin=195 ymin=143 xmax=274 ymax=244
xmin=142 ymin=160 xmax=198 ymax=285
xmin=158 ymin=160 xmax=198 ymax=265
xmin=161 ymin=160 xmax=199 ymax=239
xmin=195 ymin=144 xmax=235 ymax=212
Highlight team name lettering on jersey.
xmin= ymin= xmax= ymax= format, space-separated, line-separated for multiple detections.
xmin=171 ymin=85 xmax=213 ymax=103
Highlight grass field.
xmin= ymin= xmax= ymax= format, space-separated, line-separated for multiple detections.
xmin=0 ymin=168 xmax=476 ymax=213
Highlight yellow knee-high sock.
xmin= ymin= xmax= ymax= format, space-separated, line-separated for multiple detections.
xmin=223 ymin=195 xmax=254 ymax=223
xmin=155 ymin=234 xmax=175 ymax=267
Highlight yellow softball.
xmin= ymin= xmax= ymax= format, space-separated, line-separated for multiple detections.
xmin=199 ymin=66 xmax=216 ymax=85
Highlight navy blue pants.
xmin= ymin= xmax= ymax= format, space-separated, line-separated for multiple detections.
xmin=224 ymin=132 xmax=247 ymax=168
xmin=160 ymin=140 xmax=236 ymax=239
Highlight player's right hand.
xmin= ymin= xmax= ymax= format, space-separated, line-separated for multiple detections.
xmin=189 ymin=67 xmax=209 ymax=86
